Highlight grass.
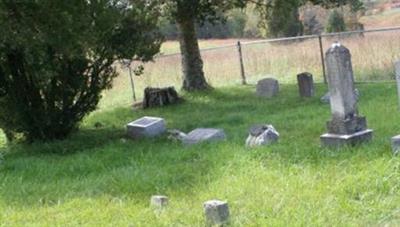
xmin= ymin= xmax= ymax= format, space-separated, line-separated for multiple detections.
xmin=1 ymin=82 xmax=400 ymax=226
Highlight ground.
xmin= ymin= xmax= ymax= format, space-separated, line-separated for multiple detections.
xmin=1 ymin=83 xmax=400 ymax=226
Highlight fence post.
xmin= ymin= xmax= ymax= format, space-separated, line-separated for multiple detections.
xmin=237 ymin=41 xmax=247 ymax=85
xmin=127 ymin=63 xmax=137 ymax=102
xmin=318 ymin=35 xmax=327 ymax=84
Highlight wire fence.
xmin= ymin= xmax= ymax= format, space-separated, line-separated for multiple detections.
xmin=106 ymin=26 xmax=400 ymax=108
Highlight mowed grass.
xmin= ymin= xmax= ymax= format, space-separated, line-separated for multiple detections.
xmin=1 ymin=83 xmax=400 ymax=226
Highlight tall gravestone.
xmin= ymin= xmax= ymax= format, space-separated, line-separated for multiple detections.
xmin=320 ymin=43 xmax=373 ymax=147
xmin=391 ymin=61 xmax=400 ymax=154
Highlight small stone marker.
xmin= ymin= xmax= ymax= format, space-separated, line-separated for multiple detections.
xmin=246 ymin=124 xmax=279 ymax=147
xmin=204 ymin=200 xmax=230 ymax=226
xmin=182 ymin=128 xmax=226 ymax=145
xmin=150 ymin=195 xmax=168 ymax=209
xmin=391 ymin=136 xmax=400 ymax=155
xmin=297 ymin=72 xmax=314 ymax=97
xmin=256 ymin=78 xmax=279 ymax=97
xmin=126 ymin=116 xmax=166 ymax=139
xmin=395 ymin=61 xmax=400 ymax=109
xmin=320 ymin=43 xmax=373 ymax=147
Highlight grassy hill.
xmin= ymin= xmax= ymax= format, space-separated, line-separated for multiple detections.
xmin=1 ymin=83 xmax=400 ymax=226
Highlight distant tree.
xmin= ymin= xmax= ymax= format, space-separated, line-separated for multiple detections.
xmin=255 ymin=0 xmax=363 ymax=37
xmin=262 ymin=0 xmax=304 ymax=38
xmin=326 ymin=9 xmax=346 ymax=32
xmin=0 ymin=0 xmax=162 ymax=142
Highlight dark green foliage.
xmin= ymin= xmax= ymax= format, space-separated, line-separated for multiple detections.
xmin=255 ymin=0 xmax=363 ymax=37
xmin=0 ymin=0 xmax=162 ymax=142
xmin=262 ymin=0 xmax=303 ymax=38
xmin=326 ymin=9 xmax=346 ymax=33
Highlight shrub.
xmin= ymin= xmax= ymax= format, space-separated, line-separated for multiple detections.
xmin=0 ymin=1 xmax=162 ymax=142
xmin=326 ymin=9 xmax=346 ymax=33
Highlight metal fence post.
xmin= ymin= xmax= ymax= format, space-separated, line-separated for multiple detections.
xmin=127 ymin=63 xmax=137 ymax=102
xmin=237 ymin=41 xmax=247 ymax=85
xmin=318 ymin=35 xmax=327 ymax=84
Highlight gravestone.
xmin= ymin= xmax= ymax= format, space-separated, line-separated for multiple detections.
xmin=391 ymin=135 xmax=400 ymax=155
xmin=150 ymin=195 xmax=169 ymax=209
xmin=256 ymin=78 xmax=279 ymax=97
xmin=204 ymin=200 xmax=230 ymax=226
xmin=391 ymin=61 xmax=400 ymax=154
xmin=126 ymin=116 xmax=166 ymax=139
xmin=246 ymin=124 xmax=279 ymax=147
xmin=182 ymin=128 xmax=226 ymax=145
xmin=320 ymin=43 xmax=373 ymax=147
xmin=297 ymin=72 xmax=314 ymax=97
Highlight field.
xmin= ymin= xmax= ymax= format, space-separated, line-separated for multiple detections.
xmin=1 ymin=83 xmax=400 ymax=226
xmin=103 ymin=28 xmax=400 ymax=110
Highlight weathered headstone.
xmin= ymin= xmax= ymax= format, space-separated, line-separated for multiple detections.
xmin=183 ymin=128 xmax=226 ymax=145
xmin=391 ymin=135 xmax=400 ymax=155
xmin=246 ymin=124 xmax=279 ymax=147
xmin=297 ymin=72 xmax=314 ymax=97
xmin=320 ymin=43 xmax=373 ymax=147
xmin=126 ymin=116 xmax=166 ymax=139
xmin=256 ymin=78 xmax=279 ymax=97
xmin=395 ymin=61 xmax=400 ymax=109
xmin=204 ymin=200 xmax=230 ymax=226
xmin=150 ymin=195 xmax=169 ymax=209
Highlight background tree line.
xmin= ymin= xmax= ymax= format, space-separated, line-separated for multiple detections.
xmin=159 ymin=0 xmax=366 ymax=40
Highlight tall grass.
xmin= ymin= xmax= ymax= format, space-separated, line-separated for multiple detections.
xmin=1 ymin=84 xmax=400 ymax=226
xmin=101 ymin=30 xmax=400 ymax=110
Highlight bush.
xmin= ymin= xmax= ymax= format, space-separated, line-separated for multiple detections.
xmin=0 ymin=1 xmax=162 ymax=142
xmin=326 ymin=9 xmax=346 ymax=33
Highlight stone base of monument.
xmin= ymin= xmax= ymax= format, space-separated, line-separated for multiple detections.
xmin=320 ymin=129 xmax=373 ymax=147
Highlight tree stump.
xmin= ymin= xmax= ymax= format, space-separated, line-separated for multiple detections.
xmin=143 ymin=87 xmax=181 ymax=109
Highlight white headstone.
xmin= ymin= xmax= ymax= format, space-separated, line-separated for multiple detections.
xmin=182 ymin=128 xmax=226 ymax=145
xmin=325 ymin=44 xmax=357 ymax=120
xmin=126 ymin=116 xmax=166 ymax=139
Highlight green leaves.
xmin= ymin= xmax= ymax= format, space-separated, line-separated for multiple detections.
xmin=0 ymin=0 xmax=162 ymax=142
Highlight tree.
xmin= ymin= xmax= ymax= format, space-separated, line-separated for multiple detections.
xmin=160 ymin=0 xmax=246 ymax=91
xmin=255 ymin=0 xmax=363 ymax=37
xmin=0 ymin=0 xmax=162 ymax=142
xmin=262 ymin=0 xmax=303 ymax=38
xmin=326 ymin=9 xmax=346 ymax=33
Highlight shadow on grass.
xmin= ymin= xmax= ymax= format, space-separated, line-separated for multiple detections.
xmin=0 ymin=83 xmax=397 ymax=208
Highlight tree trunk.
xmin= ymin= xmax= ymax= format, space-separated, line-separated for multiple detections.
xmin=177 ymin=18 xmax=210 ymax=91
xmin=143 ymin=87 xmax=181 ymax=109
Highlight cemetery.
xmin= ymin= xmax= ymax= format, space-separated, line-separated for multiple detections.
xmin=1 ymin=1 xmax=400 ymax=226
